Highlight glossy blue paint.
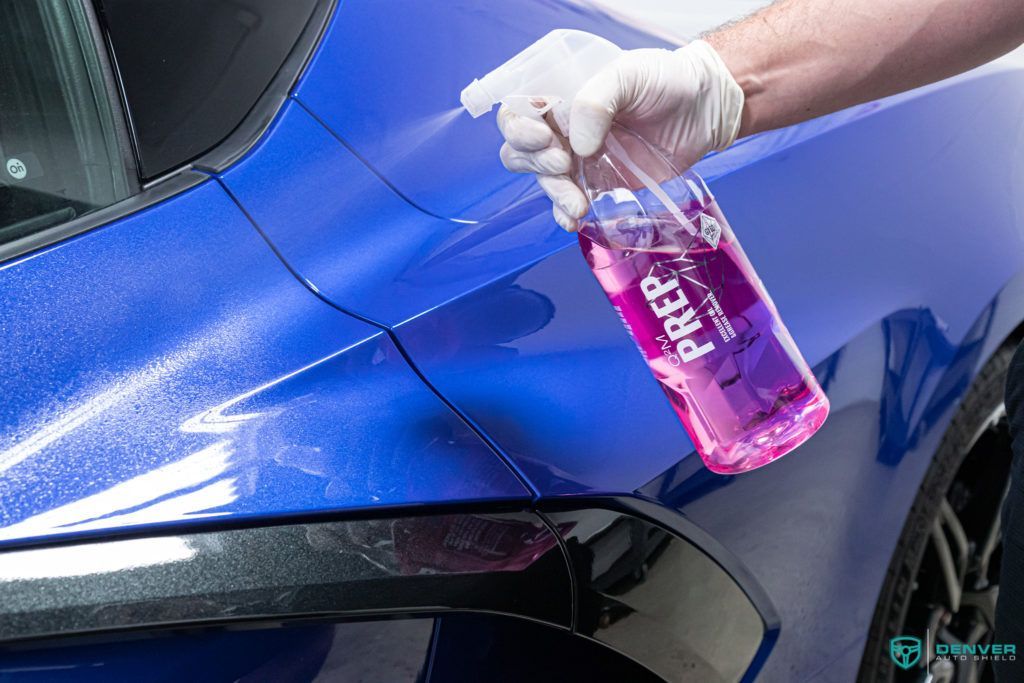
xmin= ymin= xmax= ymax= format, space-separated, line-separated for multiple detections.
xmin=395 ymin=245 xmax=698 ymax=495
xmin=293 ymin=0 xmax=676 ymax=221
xmin=390 ymin=64 xmax=1024 ymax=681
xmin=8 ymin=1 xmax=1024 ymax=680
xmin=220 ymin=3 xmax=1024 ymax=677
xmin=0 ymin=181 xmax=528 ymax=548
xmin=643 ymin=303 xmax=999 ymax=681
xmin=220 ymin=100 xmax=572 ymax=327
xmin=221 ymin=103 xmax=696 ymax=492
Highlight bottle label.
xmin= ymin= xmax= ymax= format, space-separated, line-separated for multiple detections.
xmin=641 ymin=271 xmax=716 ymax=363
xmin=700 ymin=214 xmax=721 ymax=250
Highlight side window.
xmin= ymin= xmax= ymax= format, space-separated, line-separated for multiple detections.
xmin=0 ymin=0 xmax=132 ymax=246
xmin=96 ymin=0 xmax=321 ymax=180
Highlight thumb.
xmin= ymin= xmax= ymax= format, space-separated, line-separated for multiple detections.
xmin=569 ymin=65 xmax=623 ymax=157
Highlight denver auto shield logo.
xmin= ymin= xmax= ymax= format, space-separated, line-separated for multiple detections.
xmin=890 ymin=636 xmax=922 ymax=670
xmin=889 ymin=631 xmax=1016 ymax=672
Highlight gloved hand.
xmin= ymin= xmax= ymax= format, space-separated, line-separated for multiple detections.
xmin=497 ymin=40 xmax=745 ymax=231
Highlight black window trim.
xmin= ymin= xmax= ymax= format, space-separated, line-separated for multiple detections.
xmin=75 ymin=0 xmax=139 ymax=195
xmin=0 ymin=0 xmax=336 ymax=266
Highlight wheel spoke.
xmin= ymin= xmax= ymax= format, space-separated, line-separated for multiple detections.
xmin=931 ymin=499 xmax=969 ymax=612
xmin=937 ymin=626 xmax=962 ymax=646
xmin=925 ymin=659 xmax=956 ymax=683
xmin=960 ymin=585 xmax=998 ymax=630
xmin=965 ymin=620 xmax=988 ymax=646
xmin=926 ymin=606 xmax=947 ymax=663
xmin=940 ymin=500 xmax=970 ymax=585
xmin=975 ymin=476 xmax=1010 ymax=589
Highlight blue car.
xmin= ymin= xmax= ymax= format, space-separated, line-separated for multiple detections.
xmin=0 ymin=1 xmax=1021 ymax=681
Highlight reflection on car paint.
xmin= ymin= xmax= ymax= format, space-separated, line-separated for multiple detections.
xmin=0 ymin=182 xmax=529 ymax=547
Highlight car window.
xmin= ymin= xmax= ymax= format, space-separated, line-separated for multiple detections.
xmin=0 ymin=0 xmax=132 ymax=246
xmin=96 ymin=0 xmax=320 ymax=180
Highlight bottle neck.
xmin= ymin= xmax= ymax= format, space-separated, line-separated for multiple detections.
xmin=576 ymin=125 xmax=712 ymax=250
xmin=601 ymin=132 xmax=699 ymax=239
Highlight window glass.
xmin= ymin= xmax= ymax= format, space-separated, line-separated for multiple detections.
xmin=97 ymin=0 xmax=319 ymax=179
xmin=0 ymin=0 xmax=131 ymax=245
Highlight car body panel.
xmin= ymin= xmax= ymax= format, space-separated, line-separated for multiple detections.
xmin=226 ymin=7 xmax=1024 ymax=678
xmin=221 ymin=101 xmax=697 ymax=494
xmin=293 ymin=0 xmax=677 ymax=222
xmin=394 ymin=64 xmax=1024 ymax=681
xmin=5 ymin=1 xmax=1024 ymax=681
xmin=220 ymin=100 xmax=572 ymax=329
xmin=0 ymin=180 xmax=529 ymax=548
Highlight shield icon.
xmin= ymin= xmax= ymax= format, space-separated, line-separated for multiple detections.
xmin=890 ymin=636 xmax=923 ymax=670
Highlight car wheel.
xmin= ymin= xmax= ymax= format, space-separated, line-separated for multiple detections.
xmin=858 ymin=344 xmax=1014 ymax=683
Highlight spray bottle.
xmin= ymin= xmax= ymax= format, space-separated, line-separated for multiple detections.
xmin=461 ymin=30 xmax=828 ymax=474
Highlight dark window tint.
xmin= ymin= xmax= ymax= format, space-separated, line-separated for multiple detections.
xmin=0 ymin=0 xmax=131 ymax=245
xmin=96 ymin=0 xmax=319 ymax=179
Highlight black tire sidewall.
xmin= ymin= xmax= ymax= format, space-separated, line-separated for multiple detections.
xmin=858 ymin=345 xmax=1014 ymax=682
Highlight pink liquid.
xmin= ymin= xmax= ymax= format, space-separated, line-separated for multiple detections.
xmin=579 ymin=200 xmax=829 ymax=474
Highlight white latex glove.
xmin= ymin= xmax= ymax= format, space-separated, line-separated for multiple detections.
xmin=497 ymin=40 xmax=745 ymax=231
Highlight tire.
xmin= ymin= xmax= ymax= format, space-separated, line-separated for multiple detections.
xmin=857 ymin=344 xmax=1014 ymax=683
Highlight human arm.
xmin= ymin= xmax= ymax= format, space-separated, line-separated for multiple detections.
xmin=498 ymin=0 xmax=1024 ymax=230
xmin=710 ymin=0 xmax=1024 ymax=137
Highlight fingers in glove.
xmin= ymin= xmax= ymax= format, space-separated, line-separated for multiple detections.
xmin=569 ymin=64 xmax=624 ymax=157
xmin=500 ymin=142 xmax=572 ymax=175
xmin=497 ymin=105 xmax=559 ymax=152
xmin=552 ymin=203 xmax=580 ymax=232
xmin=536 ymin=173 xmax=588 ymax=226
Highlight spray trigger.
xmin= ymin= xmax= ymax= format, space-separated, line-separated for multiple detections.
xmin=503 ymin=95 xmax=561 ymax=120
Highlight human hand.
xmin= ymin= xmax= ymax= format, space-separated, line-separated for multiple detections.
xmin=497 ymin=40 xmax=744 ymax=231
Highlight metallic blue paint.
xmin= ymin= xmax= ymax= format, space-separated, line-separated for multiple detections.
xmin=292 ymin=0 xmax=677 ymax=221
xmin=5 ymin=1 xmax=1024 ymax=681
xmin=394 ymin=67 xmax=1024 ymax=682
xmin=230 ymin=7 xmax=1024 ymax=677
xmin=0 ymin=181 xmax=528 ymax=547
xmin=221 ymin=100 xmax=572 ymax=328
xmin=222 ymin=100 xmax=697 ymax=493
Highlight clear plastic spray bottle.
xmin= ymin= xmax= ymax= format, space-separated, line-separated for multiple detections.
xmin=461 ymin=30 xmax=828 ymax=474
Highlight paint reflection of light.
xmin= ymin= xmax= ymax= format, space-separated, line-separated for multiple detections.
xmin=66 ymin=478 xmax=238 ymax=531
xmin=179 ymin=345 xmax=351 ymax=434
xmin=0 ymin=334 xmax=218 ymax=475
xmin=0 ymin=308 xmax=261 ymax=477
xmin=0 ymin=441 xmax=235 ymax=541
xmin=0 ymin=536 xmax=195 ymax=581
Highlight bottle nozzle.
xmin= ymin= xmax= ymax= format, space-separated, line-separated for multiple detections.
xmin=460 ymin=79 xmax=494 ymax=118
xmin=459 ymin=30 xmax=623 ymax=122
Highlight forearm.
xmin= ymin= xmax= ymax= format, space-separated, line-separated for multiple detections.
xmin=706 ymin=0 xmax=1024 ymax=137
